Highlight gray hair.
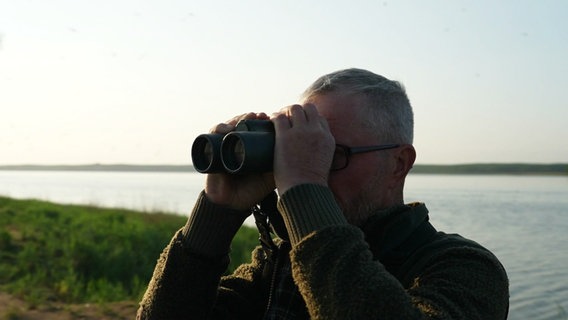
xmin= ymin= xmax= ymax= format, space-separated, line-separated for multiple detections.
xmin=301 ymin=68 xmax=414 ymax=144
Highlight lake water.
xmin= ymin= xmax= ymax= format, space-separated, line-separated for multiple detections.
xmin=1 ymin=170 xmax=567 ymax=319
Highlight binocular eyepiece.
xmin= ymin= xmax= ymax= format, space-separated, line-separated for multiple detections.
xmin=191 ymin=119 xmax=274 ymax=174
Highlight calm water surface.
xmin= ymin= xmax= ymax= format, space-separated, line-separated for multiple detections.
xmin=1 ymin=171 xmax=567 ymax=319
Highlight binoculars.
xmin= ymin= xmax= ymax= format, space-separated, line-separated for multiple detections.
xmin=191 ymin=119 xmax=274 ymax=174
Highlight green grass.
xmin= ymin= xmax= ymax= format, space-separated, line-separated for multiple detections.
xmin=0 ymin=196 xmax=259 ymax=305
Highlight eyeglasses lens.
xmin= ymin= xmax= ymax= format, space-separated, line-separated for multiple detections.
xmin=331 ymin=146 xmax=348 ymax=171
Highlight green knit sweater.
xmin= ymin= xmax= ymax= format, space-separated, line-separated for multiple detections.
xmin=137 ymin=184 xmax=509 ymax=319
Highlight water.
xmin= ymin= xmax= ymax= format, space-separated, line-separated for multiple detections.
xmin=405 ymin=175 xmax=568 ymax=319
xmin=1 ymin=171 xmax=567 ymax=319
xmin=0 ymin=170 xmax=205 ymax=215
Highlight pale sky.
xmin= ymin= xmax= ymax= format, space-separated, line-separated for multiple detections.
xmin=1 ymin=0 xmax=566 ymax=165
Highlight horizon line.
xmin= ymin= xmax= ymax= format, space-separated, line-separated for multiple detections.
xmin=0 ymin=162 xmax=567 ymax=167
xmin=0 ymin=163 xmax=566 ymax=176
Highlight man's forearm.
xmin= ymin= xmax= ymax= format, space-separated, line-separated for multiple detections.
xmin=137 ymin=191 xmax=250 ymax=319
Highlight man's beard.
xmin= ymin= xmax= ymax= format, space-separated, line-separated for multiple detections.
xmin=341 ymin=200 xmax=378 ymax=227
xmin=337 ymin=185 xmax=384 ymax=227
xmin=335 ymin=168 xmax=392 ymax=227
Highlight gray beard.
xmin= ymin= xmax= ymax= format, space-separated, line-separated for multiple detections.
xmin=338 ymin=187 xmax=384 ymax=227
xmin=342 ymin=201 xmax=378 ymax=227
xmin=335 ymin=171 xmax=390 ymax=227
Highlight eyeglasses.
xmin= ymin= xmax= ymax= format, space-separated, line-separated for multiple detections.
xmin=331 ymin=144 xmax=400 ymax=171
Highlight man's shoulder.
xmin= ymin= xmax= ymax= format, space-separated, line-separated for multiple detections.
xmin=406 ymin=229 xmax=506 ymax=279
xmin=428 ymin=231 xmax=489 ymax=252
xmin=387 ymin=220 xmax=506 ymax=284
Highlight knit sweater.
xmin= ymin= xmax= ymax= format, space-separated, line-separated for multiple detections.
xmin=137 ymin=184 xmax=509 ymax=319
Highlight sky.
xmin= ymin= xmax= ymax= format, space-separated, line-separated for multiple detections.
xmin=1 ymin=0 xmax=567 ymax=165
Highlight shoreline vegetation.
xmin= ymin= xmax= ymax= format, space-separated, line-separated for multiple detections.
xmin=0 ymin=196 xmax=259 ymax=319
xmin=0 ymin=163 xmax=566 ymax=175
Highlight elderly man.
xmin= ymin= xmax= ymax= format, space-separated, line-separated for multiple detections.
xmin=137 ymin=68 xmax=509 ymax=319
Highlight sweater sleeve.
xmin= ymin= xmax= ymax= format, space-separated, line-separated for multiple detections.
xmin=277 ymin=184 xmax=348 ymax=245
xmin=290 ymin=227 xmax=508 ymax=319
xmin=278 ymin=184 xmax=509 ymax=320
xmin=136 ymin=191 xmax=264 ymax=319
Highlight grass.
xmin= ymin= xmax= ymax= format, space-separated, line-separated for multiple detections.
xmin=0 ymin=196 xmax=260 ymax=306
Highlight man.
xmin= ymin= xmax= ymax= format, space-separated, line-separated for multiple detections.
xmin=137 ymin=68 xmax=509 ymax=319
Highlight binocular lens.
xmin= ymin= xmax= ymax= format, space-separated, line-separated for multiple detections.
xmin=191 ymin=134 xmax=224 ymax=173
xmin=203 ymin=143 xmax=213 ymax=163
xmin=221 ymin=131 xmax=274 ymax=173
xmin=221 ymin=134 xmax=244 ymax=172
xmin=234 ymin=140 xmax=245 ymax=165
xmin=191 ymin=119 xmax=274 ymax=174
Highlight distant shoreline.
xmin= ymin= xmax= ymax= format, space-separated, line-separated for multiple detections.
xmin=0 ymin=163 xmax=566 ymax=175
xmin=0 ymin=164 xmax=196 ymax=173
xmin=410 ymin=163 xmax=568 ymax=176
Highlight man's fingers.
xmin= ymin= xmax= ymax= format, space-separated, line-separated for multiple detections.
xmin=209 ymin=112 xmax=266 ymax=134
xmin=287 ymin=104 xmax=307 ymax=125
xmin=210 ymin=123 xmax=233 ymax=134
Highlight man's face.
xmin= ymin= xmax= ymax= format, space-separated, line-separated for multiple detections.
xmin=306 ymin=93 xmax=394 ymax=226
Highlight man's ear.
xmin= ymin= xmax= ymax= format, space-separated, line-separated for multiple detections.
xmin=392 ymin=144 xmax=416 ymax=182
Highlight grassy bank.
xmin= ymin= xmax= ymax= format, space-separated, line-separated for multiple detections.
xmin=0 ymin=196 xmax=259 ymax=307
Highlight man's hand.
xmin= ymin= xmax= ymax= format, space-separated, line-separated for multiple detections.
xmin=272 ymin=104 xmax=335 ymax=195
xmin=204 ymin=112 xmax=275 ymax=211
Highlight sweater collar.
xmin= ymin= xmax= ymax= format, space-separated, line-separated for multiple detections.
xmin=361 ymin=202 xmax=430 ymax=260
